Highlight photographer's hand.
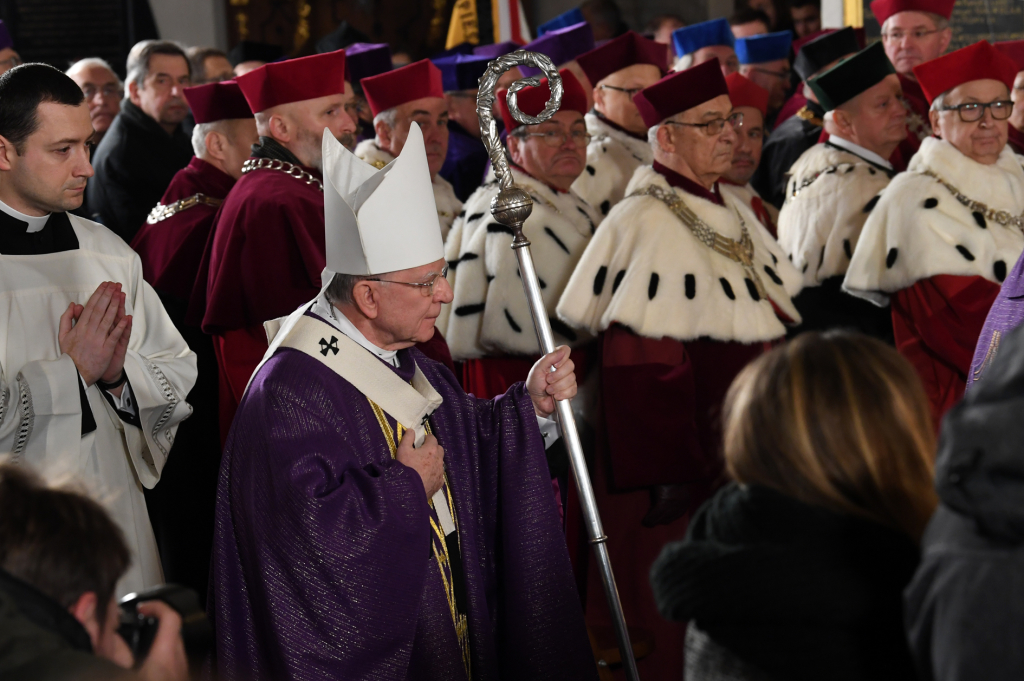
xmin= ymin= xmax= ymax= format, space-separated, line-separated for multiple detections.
xmin=135 ymin=601 xmax=188 ymax=681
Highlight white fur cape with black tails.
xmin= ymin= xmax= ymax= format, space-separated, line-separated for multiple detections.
xmin=571 ymin=112 xmax=653 ymax=218
xmin=354 ymin=138 xmax=462 ymax=240
xmin=437 ymin=166 xmax=602 ymax=360
xmin=720 ymin=182 xmax=779 ymax=231
xmin=777 ymin=142 xmax=894 ymax=288
xmin=557 ymin=164 xmax=803 ymax=344
xmin=845 ymin=136 xmax=1024 ymax=306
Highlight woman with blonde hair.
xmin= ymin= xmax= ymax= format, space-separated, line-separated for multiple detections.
xmin=651 ymin=331 xmax=938 ymax=681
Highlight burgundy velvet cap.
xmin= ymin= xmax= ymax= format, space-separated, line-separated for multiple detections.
xmin=725 ymin=73 xmax=769 ymax=117
xmin=184 ymin=80 xmax=253 ymax=124
xmin=633 ymin=58 xmax=730 ymax=127
xmin=576 ymin=31 xmax=668 ymax=86
xmin=869 ymin=0 xmax=955 ymax=24
xmin=913 ymin=40 xmax=1019 ymax=104
xmin=497 ymin=68 xmax=588 ymax=132
xmin=995 ymin=40 xmax=1024 ymax=71
xmin=361 ymin=59 xmax=444 ymax=116
xmin=237 ymin=49 xmax=346 ymax=113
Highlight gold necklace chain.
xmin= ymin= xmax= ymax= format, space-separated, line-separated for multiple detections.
xmin=922 ymin=168 xmax=1024 ymax=233
xmin=631 ymin=184 xmax=768 ymax=298
xmin=242 ymin=158 xmax=323 ymax=192
xmin=146 ymin=193 xmax=223 ymax=224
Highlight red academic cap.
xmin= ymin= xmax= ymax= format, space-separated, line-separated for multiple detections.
xmin=362 ymin=59 xmax=444 ymax=117
xmin=576 ymin=31 xmax=668 ymax=86
xmin=184 ymin=80 xmax=253 ymax=124
xmin=995 ymin=40 xmax=1024 ymax=71
xmin=236 ymin=49 xmax=347 ymax=113
xmin=913 ymin=40 xmax=1018 ymax=104
xmin=497 ymin=68 xmax=588 ymax=132
xmin=726 ymin=73 xmax=769 ymax=117
xmin=869 ymin=0 xmax=955 ymax=25
xmin=633 ymin=58 xmax=729 ymax=128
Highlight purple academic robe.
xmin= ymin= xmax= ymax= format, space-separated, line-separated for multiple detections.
xmin=968 ymin=248 xmax=1024 ymax=390
xmin=209 ymin=331 xmax=596 ymax=681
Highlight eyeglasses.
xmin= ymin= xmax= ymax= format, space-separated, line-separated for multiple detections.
xmin=599 ymin=84 xmax=644 ymax=98
xmin=665 ymin=111 xmax=744 ymax=137
xmin=365 ymin=266 xmax=449 ymax=297
xmin=940 ymin=100 xmax=1014 ymax=123
xmin=345 ymin=99 xmax=370 ymax=118
xmin=882 ymin=29 xmax=940 ymax=41
xmin=82 ymin=85 xmax=123 ymax=101
xmin=514 ymin=129 xmax=593 ymax=147
xmin=750 ymin=66 xmax=791 ymax=80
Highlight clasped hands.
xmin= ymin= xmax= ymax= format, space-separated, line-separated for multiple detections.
xmin=58 ymin=281 xmax=132 ymax=392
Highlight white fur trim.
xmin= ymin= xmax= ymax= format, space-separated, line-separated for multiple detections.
xmin=440 ymin=167 xmax=603 ymax=359
xmin=571 ymin=112 xmax=653 ymax=216
xmin=845 ymin=136 xmax=1024 ymax=305
xmin=719 ymin=182 xmax=780 ymax=239
xmin=777 ymin=143 xmax=893 ymax=287
xmin=557 ymin=165 xmax=803 ymax=344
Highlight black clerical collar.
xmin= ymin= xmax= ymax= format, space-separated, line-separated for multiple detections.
xmin=0 ymin=208 xmax=78 ymax=255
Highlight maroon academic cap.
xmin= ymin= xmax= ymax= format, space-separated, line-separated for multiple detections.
xmin=576 ymin=31 xmax=668 ymax=86
xmin=184 ymin=80 xmax=253 ymax=124
xmin=633 ymin=58 xmax=729 ymax=127
xmin=237 ymin=50 xmax=346 ymax=113
xmin=498 ymin=68 xmax=588 ymax=132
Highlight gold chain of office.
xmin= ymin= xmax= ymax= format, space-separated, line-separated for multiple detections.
xmin=241 ymin=158 xmax=324 ymax=192
xmin=630 ymin=184 xmax=768 ymax=298
xmin=146 ymin=194 xmax=224 ymax=224
xmin=922 ymin=169 xmax=1024 ymax=232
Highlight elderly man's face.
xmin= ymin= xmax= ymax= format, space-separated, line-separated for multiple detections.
xmin=882 ymin=11 xmax=951 ymax=77
xmin=724 ymin=106 xmax=764 ymax=185
xmin=368 ymin=258 xmax=453 ymax=347
xmin=380 ymin=97 xmax=449 ymax=177
xmin=930 ymin=79 xmax=1011 ymax=166
xmin=594 ymin=63 xmax=663 ymax=135
xmin=659 ymin=94 xmax=738 ymax=184
xmin=277 ymin=90 xmax=358 ymax=169
xmin=839 ymin=74 xmax=906 ymax=156
xmin=67 ymin=63 xmax=122 ymax=136
xmin=129 ymin=53 xmax=191 ymax=130
xmin=691 ymin=46 xmax=740 ymax=76
xmin=508 ymin=110 xmax=588 ymax=191
xmin=740 ymin=59 xmax=790 ymax=111
xmin=202 ymin=55 xmax=235 ymax=84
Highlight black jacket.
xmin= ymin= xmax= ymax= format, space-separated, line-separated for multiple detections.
xmin=86 ymin=99 xmax=193 ymax=244
xmin=651 ymin=483 xmax=920 ymax=681
xmin=751 ymin=101 xmax=825 ymax=210
xmin=905 ymin=322 xmax=1024 ymax=681
xmin=0 ymin=568 xmax=134 ymax=680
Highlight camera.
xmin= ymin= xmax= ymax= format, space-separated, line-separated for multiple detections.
xmin=117 ymin=584 xmax=212 ymax=669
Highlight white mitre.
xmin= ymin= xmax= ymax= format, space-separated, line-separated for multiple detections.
xmin=322 ymin=122 xmax=445 ymax=279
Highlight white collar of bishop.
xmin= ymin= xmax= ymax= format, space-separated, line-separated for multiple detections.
xmin=0 ymin=197 xmax=51 ymax=233
xmin=827 ymin=135 xmax=893 ymax=171
xmin=311 ymin=293 xmax=401 ymax=367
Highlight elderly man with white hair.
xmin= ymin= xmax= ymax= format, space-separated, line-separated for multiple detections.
xmin=845 ymin=40 xmax=1024 ymax=429
xmin=355 ymin=59 xmax=462 ymax=239
xmin=556 ymin=57 xmax=802 ymax=681
xmin=208 ymin=122 xmax=595 ymax=681
xmin=66 ymin=57 xmax=123 ymax=147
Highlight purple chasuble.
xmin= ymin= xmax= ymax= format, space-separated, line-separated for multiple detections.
xmin=968 ymin=248 xmax=1024 ymax=389
xmin=209 ymin=317 xmax=596 ymax=681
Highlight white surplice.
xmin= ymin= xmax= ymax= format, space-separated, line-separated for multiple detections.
xmin=0 ymin=208 xmax=197 ymax=596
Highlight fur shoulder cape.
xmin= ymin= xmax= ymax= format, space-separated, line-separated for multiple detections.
xmin=777 ymin=142 xmax=893 ymax=287
xmin=571 ymin=113 xmax=653 ymax=218
xmin=438 ymin=167 xmax=602 ymax=359
xmin=557 ymin=164 xmax=803 ymax=344
xmin=845 ymin=136 xmax=1024 ymax=306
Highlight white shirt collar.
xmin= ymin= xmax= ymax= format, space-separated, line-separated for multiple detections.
xmin=0 ymin=198 xmax=51 ymax=233
xmin=828 ymin=135 xmax=893 ymax=170
xmin=311 ymin=293 xmax=400 ymax=367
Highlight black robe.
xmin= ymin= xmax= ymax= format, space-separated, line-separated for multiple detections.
xmin=752 ymin=100 xmax=825 ymax=210
xmin=86 ymin=100 xmax=193 ymax=244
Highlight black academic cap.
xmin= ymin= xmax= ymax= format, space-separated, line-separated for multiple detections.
xmin=808 ymin=41 xmax=896 ymax=111
xmin=316 ymin=21 xmax=371 ymax=54
xmin=228 ymin=41 xmax=284 ymax=67
xmin=793 ymin=27 xmax=861 ymax=82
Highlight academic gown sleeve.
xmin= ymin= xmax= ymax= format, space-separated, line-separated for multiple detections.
xmin=891 ymin=274 xmax=1001 ymax=428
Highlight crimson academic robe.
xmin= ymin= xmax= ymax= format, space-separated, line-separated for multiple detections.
xmin=130 ymin=156 xmax=234 ymax=604
xmin=897 ymin=74 xmax=931 ymax=164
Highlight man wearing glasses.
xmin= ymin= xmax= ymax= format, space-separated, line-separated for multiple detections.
xmin=441 ymin=69 xmax=599 ymax=407
xmin=571 ymin=31 xmax=666 ymax=214
xmin=846 ymin=41 xmax=1024 ymax=428
xmin=777 ymin=42 xmax=903 ymax=341
xmin=66 ymin=58 xmax=123 ymax=148
xmin=873 ymin=0 xmax=954 ymax=158
xmin=556 ymin=59 xmax=802 ymax=680
xmin=736 ymin=31 xmax=794 ymax=127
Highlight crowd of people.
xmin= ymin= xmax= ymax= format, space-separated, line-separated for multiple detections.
xmin=1 ymin=0 xmax=1024 ymax=678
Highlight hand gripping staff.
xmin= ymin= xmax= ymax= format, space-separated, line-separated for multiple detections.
xmin=475 ymin=51 xmax=640 ymax=680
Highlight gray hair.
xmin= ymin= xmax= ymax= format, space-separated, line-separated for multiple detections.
xmin=373 ymin=106 xmax=399 ymax=141
xmin=647 ymin=123 xmax=662 ymax=150
xmin=929 ymin=91 xmax=947 ymax=112
xmin=881 ymin=13 xmax=949 ymax=34
xmin=191 ymin=120 xmax=232 ymax=157
xmin=126 ymin=40 xmax=190 ymax=90
xmin=66 ymin=57 xmax=123 ymax=90
xmin=325 ymin=272 xmax=384 ymax=307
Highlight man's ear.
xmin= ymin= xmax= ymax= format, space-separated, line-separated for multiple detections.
xmin=127 ymin=80 xmax=142 ymax=107
xmin=205 ymin=129 xmax=228 ymax=162
xmin=929 ymin=109 xmax=941 ymax=136
xmin=506 ymin=133 xmax=523 ymax=166
xmin=833 ymin=108 xmax=855 ymax=137
xmin=375 ymin=119 xmax=392 ymax=149
xmin=68 ymin=591 xmax=102 ymax=648
xmin=939 ymin=27 xmax=953 ymax=54
xmin=656 ymin=124 xmax=675 ymax=154
xmin=592 ymin=83 xmax=607 ymax=114
xmin=267 ymin=113 xmax=290 ymax=144
xmin=0 ymin=134 xmax=16 ymax=171
xmin=352 ymin=281 xmax=381 ymax=320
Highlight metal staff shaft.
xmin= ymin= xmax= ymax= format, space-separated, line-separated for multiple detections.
xmin=476 ymin=50 xmax=639 ymax=681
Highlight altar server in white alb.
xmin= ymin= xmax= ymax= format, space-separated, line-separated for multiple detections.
xmin=0 ymin=64 xmax=196 ymax=595
xmin=439 ymin=69 xmax=601 ymax=400
xmin=356 ymin=59 xmax=462 ymax=239
xmin=845 ymin=40 xmax=1024 ymax=429
xmin=571 ymin=31 xmax=666 ymax=216
xmin=778 ymin=42 xmax=904 ymax=340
